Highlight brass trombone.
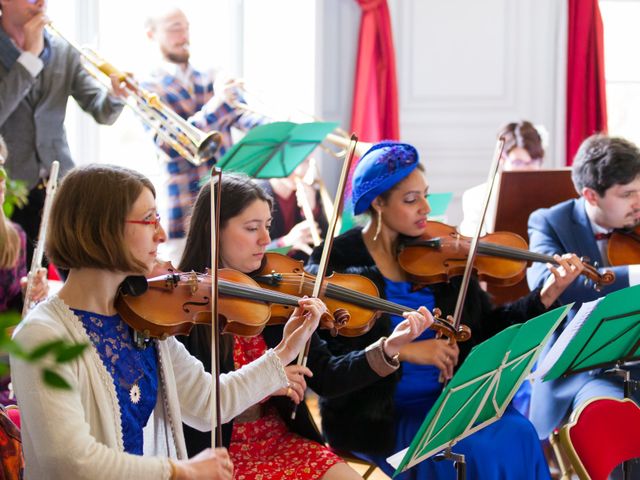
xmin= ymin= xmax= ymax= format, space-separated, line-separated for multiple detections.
xmin=47 ymin=23 xmax=221 ymax=167
xmin=228 ymin=85 xmax=373 ymax=159
xmin=323 ymin=131 xmax=372 ymax=159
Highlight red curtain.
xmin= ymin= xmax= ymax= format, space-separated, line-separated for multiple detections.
xmin=350 ymin=0 xmax=399 ymax=143
xmin=566 ymin=0 xmax=608 ymax=165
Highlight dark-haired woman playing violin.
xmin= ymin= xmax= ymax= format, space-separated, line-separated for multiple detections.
xmin=307 ymin=141 xmax=584 ymax=479
xmin=10 ymin=164 xmax=324 ymax=480
xmin=178 ymin=173 xmax=434 ymax=480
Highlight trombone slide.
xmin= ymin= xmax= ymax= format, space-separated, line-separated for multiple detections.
xmin=294 ymin=177 xmax=322 ymax=246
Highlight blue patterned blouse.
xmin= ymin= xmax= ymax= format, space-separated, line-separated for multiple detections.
xmin=74 ymin=309 xmax=158 ymax=455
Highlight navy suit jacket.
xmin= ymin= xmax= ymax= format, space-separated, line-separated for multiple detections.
xmin=526 ymin=197 xmax=631 ymax=439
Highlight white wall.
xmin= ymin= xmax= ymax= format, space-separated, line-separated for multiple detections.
xmin=50 ymin=0 xmax=568 ymax=226
xmin=316 ymin=0 xmax=567 ymax=224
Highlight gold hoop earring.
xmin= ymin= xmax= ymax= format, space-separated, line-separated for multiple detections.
xmin=373 ymin=209 xmax=382 ymax=241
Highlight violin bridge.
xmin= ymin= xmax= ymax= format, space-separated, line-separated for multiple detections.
xmin=185 ymin=271 xmax=198 ymax=295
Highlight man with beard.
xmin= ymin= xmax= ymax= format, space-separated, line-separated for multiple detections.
xmin=0 ymin=0 xmax=125 ymax=266
xmin=143 ymin=5 xmax=266 ymax=263
xmin=526 ymin=134 xmax=640 ymax=441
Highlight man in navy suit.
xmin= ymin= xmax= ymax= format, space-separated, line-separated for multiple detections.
xmin=527 ymin=134 xmax=640 ymax=440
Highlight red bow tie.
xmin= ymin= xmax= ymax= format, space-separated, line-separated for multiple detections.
xmin=594 ymin=232 xmax=611 ymax=241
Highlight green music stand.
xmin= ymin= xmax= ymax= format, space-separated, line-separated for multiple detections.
xmin=387 ymin=304 xmax=572 ymax=478
xmin=535 ymin=285 xmax=640 ymax=480
xmin=538 ymin=284 xmax=640 ymax=386
xmin=215 ymin=121 xmax=338 ymax=178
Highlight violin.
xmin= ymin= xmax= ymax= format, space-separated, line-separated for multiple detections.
xmin=397 ymin=221 xmax=615 ymax=289
xmin=253 ymin=252 xmax=471 ymax=342
xmin=608 ymin=224 xmax=640 ymax=266
xmin=115 ymin=265 xmax=344 ymax=341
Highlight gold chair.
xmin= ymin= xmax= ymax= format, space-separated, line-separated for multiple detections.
xmin=549 ymin=396 xmax=640 ymax=480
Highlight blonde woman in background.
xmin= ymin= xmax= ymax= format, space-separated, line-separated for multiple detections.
xmin=0 ymin=134 xmax=47 ymax=314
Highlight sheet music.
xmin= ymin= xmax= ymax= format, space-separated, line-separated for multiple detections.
xmin=387 ymin=447 xmax=409 ymax=469
xmin=528 ymin=297 xmax=603 ymax=380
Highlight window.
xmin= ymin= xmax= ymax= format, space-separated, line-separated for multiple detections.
xmin=47 ymin=0 xmax=317 ymax=217
xmin=601 ymin=0 xmax=640 ymax=146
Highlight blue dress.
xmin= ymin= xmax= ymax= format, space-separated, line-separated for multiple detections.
xmin=74 ymin=309 xmax=158 ymax=455
xmin=359 ymin=279 xmax=551 ymax=479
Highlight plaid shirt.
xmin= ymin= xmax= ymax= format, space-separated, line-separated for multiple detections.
xmin=142 ymin=65 xmax=265 ymax=239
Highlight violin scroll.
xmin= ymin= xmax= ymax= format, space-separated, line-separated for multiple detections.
xmin=431 ymin=308 xmax=472 ymax=343
xmin=326 ymin=308 xmax=350 ymax=337
xmin=578 ymin=257 xmax=616 ymax=291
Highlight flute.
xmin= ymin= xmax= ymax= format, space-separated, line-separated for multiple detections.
xmin=21 ymin=161 xmax=60 ymax=318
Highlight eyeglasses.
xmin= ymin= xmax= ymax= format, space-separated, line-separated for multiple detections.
xmin=126 ymin=213 xmax=162 ymax=231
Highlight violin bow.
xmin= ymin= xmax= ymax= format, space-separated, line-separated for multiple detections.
xmin=442 ymin=139 xmax=505 ymax=384
xmin=451 ymin=138 xmax=505 ymax=328
xmin=210 ymin=167 xmax=224 ymax=447
xmin=291 ymin=134 xmax=359 ymax=418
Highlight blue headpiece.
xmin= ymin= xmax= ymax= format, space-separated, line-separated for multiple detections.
xmin=351 ymin=141 xmax=420 ymax=215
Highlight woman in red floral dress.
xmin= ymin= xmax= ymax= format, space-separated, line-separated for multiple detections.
xmin=178 ymin=174 xmax=434 ymax=479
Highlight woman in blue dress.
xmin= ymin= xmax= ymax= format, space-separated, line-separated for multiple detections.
xmin=307 ymin=141 xmax=584 ymax=479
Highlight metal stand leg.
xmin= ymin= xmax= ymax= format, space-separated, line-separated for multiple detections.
xmin=434 ymin=448 xmax=467 ymax=480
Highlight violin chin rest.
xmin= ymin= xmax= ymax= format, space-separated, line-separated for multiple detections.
xmin=120 ymin=276 xmax=149 ymax=297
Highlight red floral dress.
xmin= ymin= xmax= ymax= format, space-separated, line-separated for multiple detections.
xmin=229 ymin=335 xmax=342 ymax=479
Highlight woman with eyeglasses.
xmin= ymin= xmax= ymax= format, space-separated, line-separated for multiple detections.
xmin=307 ymin=141 xmax=583 ymax=479
xmin=459 ymin=120 xmax=545 ymax=236
xmin=0 ymin=134 xmax=48 ymax=316
xmin=9 ymin=164 xmax=325 ymax=480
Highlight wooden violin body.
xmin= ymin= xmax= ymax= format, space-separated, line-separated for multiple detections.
xmin=398 ymin=221 xmax=529 ymax=286
xmin=254 ymin=253 xmax=471 ymax=342
xmin=608 ymin=225 xmax=640 ymax=266
xmin=116 ymin=269 xmax=276 ymax=339
xmin=115 ymin=266 xmax=340 ymax=340
xmin=255 ymin=253 xmax=381 ymax=337
xmin=397 ymin=221 xmax=615 ymax=290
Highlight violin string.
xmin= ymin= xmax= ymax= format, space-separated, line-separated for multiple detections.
xmin=260 ymin=276 xmax=459 ymax=332
xmin=250 ymin=273 xmax=461 ymax=335
xmin=262 ymin=274 xmax=400 ymax=313
xmin=479 ymin=243 xmax=602 ymax=281
xmin=219 ymin=281 xmax=302 ymax=306
xmin=258 ymin=274 xmax=410 ymax=316
xmin=181 ymin=272 xmax=302 ymax=305
xmin=182 ymin=271 xmax=458 ymax=333
xmin=477 ymin=242 xmax=554 ymax=263
xmin=185 ymin=272 xmax=303 ymax=306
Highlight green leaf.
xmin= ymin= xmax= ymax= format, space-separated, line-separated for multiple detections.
xmin=3 ymin=177 xmax=28 ymax=218
xmin=0 ymin=338 xmax=27 ymax=358
xmin=0 ymin=311 xmax=22 ymax=330
xmin=42 ymin=369 xmax=71 ymax=390
xmin=28 ymin=340 xmax=66 ymax=361
xmin=0 ymin=364 xmax=9 ymax=377
xmin=55 ymin=343 xmax=88 ymax=363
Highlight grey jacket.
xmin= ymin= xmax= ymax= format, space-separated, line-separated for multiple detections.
xmin=0 ymin=31 xmax=124 ymax=188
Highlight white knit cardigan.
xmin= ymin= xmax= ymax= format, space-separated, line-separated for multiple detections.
xmin=10 ymin=296 xmax=288 ymax=480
